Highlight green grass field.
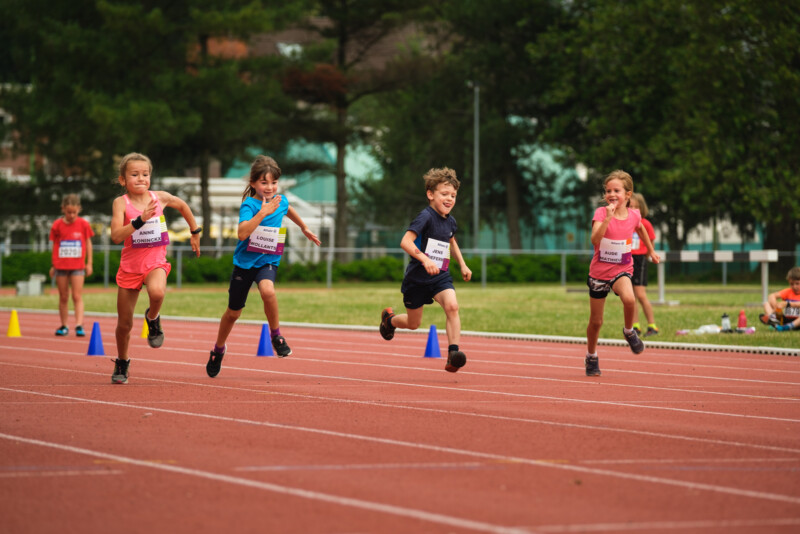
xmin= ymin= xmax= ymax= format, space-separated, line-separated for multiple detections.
xmin=2 ymin=282 xmax=797 ymax=350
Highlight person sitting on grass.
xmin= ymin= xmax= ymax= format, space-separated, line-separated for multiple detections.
xmin=760 ymin=266 xmax=800 ymax=332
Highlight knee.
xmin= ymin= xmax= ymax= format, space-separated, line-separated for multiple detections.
xmin=116 ymin=318 xmax=133 ymax=332
xmin=443 ymin=301 xmax=459 ymax=316
xmin=406 ymin=317 xmax=422 ymax=330
xmin=149 ymin=288 xmax=166 ymax=303
xmin=588 ymin=316 xmax=603 ymax=330
xmin=225 ymin=308 xmax=242 ymax=321
xmin=620 ymin=294 xmax=636 ymax=308
xmin=259 ymin=286 xmax=276 ymax=300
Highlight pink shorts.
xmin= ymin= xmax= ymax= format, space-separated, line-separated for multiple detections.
xmin=116 ymin=263 xmax=172 ymax=290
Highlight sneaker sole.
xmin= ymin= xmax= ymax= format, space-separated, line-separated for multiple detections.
xmin=276 ymin=350 xmax=292 ymax=358
xmin=111 ymin=377 xmax=128 ymax=384
xmin=380 ymin=308 xmax=395 ymax=341
xmin=147 ymin=334 xmax=164 ymax=348
xmin=445 ymin=351 xmax=466 ymax=373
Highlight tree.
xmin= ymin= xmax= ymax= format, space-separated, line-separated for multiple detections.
xmin=278 ymin=0 xmax=431 ymax=258
xmin=0 ymin=0 xmax=300 ymax=246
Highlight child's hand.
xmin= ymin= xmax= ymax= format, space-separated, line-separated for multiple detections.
xmin=605 ymin=202 xmax=617 ymax=219
xmin=49 ymin=267 xmax=54 ymax=279
xmin=142 ymin=199 xmax=158 ymax=222
xmin=190 ymin=233 xmax=201 ymax=257
xmin=461 ymin=265 xmax=472 ymax=282
xmin=650 ymin=252 xmax=660 ymax=264
xmin=85 ymin=264 xmax=94 ymax=276
xmin=422 ymin=257 xmax=440 ymax=276
xmin=302 ymin=226 xmax=321 ymax=246
xmin=260 ymin=195 xmax=281 ymax=216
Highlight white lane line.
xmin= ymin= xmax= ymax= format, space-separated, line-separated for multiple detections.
xmin=3 ymin=361 xmax=800 ymax=456
xmin=533 ymin=517 xmax=800 ymax=533
xmin=0 ymin=432 xmax=530 ymax=534
xmin=1 ymin=387 xmax=799 ymax=506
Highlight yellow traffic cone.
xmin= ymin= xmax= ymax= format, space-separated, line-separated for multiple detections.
xmin=141 ymin=318 xmax=149 ymax=338
xmin=7 ymin=309 xmax=21 ymax=337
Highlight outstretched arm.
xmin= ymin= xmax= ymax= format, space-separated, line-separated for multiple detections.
xmin=286 ymin=206 xmax=321 ymax=245
xmin=159 ymin=191 xmax=201 ymax=257
xmin=636 ymin=223 xmax=659 ymax=264
xmin=450 ymin=237 xmax=471 ymax=281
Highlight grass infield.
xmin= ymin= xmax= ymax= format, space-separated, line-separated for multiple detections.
xmin=2 ymin=282 xmax=797 ymax=350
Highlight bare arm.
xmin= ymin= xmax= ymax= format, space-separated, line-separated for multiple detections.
xmin=590 ymin=206 xmax=614 ymax=247
xmin=158 ymin=191 xmax=201 ymax=257
xmin=450 ymin=237 xmax=472 ymax=281
xmin=85 ymin=233 xmax=93 ymax=276
xmin=400 ymin=231 xmax=439 ymax=276
xmin=110 ymin=196 xmax=133 ymax=244
xmin=286 ymin=206 xmax=321 ymax=246
xmin=237 ymin=195 xmax=281 ymax=241
xmin=636 ymin=223 xmax=659 ymax=264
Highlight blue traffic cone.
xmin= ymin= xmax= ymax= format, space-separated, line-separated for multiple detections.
xmin=87 ymin=321 xmax=105 ymax=356
xmin=256 ymin=324 xmax=274 ymax=357
xmin=424 ymin=324 xmax=441 ymax=358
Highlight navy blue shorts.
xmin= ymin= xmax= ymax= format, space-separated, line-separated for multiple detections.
xmin=401 ymin=276 xmax=455 ymax=310
xmin=227 ymin=264 xmax=278 ymax=311
xmin=631 ymin=255 xmax=648 ymax=287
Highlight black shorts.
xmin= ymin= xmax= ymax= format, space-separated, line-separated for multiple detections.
xmin=631 ymin=255 xmax=648 ymax=287
xmin=587 ymin=272 xmax=632 ymax=299
xmin=227 ymin=264 xmax=278 ymax=311
xmin=401 ymin=276 xmax=455 ymax=310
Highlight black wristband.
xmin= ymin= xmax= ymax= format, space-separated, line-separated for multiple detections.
xmin=131 ymin=216 xmax=145 ymax=230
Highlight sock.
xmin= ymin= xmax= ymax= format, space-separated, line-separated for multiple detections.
xmin=632 ymin=322 xmax=640 ymax=330
xmin=213 ymin=344 xmax=225 ymax=354
xmin=623 ymin=327 xmax=634 ymax=335
xmin=271 ymin=328 xmax=281 ymax=338
xmin=586 ymin=352 xmax=597 ymax=358
xmin=448 ymin=344 xmax=459 ymax=353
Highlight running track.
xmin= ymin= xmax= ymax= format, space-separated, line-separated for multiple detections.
xmin=1 ymin=309 xmax=799 ymax=533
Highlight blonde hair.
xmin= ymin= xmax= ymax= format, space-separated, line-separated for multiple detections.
xmin=632 ymin=192 xmax=648 ymax=217
xmin=787 ymin=267 xmax=800 ymax=282
xmin=603 ymin=169 xmax=634 ymax=207
xmin=61 ymin=194 xmax=81 ymax=208
xmin=423 ymin=167 xmax=460 ymax=193
xmin=242 ymin=155 xmax=282 ymax=201
xmin=118 ymin=152 xmax=153 ymax=178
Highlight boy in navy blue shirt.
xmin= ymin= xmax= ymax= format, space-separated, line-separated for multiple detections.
xmin=380 ymin=167 xmax=472 ymax=372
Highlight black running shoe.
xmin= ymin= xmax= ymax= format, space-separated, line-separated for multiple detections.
xmin=271 ymin=335 xmax=292 ymax=358
xmin=55 ymin=326 xmax=68 ymax=336
xmin=145 ymin=308 xmax=164 ymax=348
xmin=644 ymin=326 xmax=659 ymax=337
xmin=623 ymin=328 xmax=645 ymax=354
xmin=585 ymin=355 xmax=601 ymax=376
xmin=445 ymin=350 xmax=466 ymax=373
xmin=206 ymin=345 xmax=226 ymax=378
xmin=112 ymin=358 xmax=130 ymax=384
xmin=380 ymin=308 xmax=396 ymax=340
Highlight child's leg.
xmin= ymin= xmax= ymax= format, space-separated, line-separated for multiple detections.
xmin=215 ymin=308 xmax=241 ymax=347
xmin=143 ymin=268 xmax=167 ymax=319
xmin=55 ymin=274 xmax=70 ymax=327
xmin=69 ymin=273 xmax=86 ymax=327
xmin=586 ymin=297 xmax=606 ymax=354
xmin=612 ymin=276 xmax=636 ymax=329
xmin=433 ymin=288 xmax=460 ymax=346
xmin=257 ymin=279 xmax=279 ymax=330
xmin=390 ymin=307 xmax=425 ymax=331
xmin=633 ymin=285 xmax=655 ymax=324
xmin=115 ymin=287 xmax=139 ymax=359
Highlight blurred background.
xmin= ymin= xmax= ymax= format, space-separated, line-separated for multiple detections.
xmin=1 ymin=0 xmax=798 ymax=285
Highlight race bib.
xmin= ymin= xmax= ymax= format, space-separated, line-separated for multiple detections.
xmin=131 ymin=215 xmax=170 ymax=248
xmin=58 ymin=240 xmax=82 ymax=259
xmin=598 ymin=237 xmax=632 ymax=264
xmin=246 ymin=226 xmax=286 ymax=255
xmin=424 ymin=237 xmax=450 ymax=271
xmin=784 ymin=302 xmax=800 ymax=319
xmin=631 ymin=233 xmax=640 ymax=250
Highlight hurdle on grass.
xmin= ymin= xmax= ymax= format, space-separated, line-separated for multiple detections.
xmin=654 ymin=249 xmax=778 ymax=305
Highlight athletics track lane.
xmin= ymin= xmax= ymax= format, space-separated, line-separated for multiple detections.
xmin=0 ymin=310 xmax=799 ymax=533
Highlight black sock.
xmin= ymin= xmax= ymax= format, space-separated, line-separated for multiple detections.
xmin=448 ymin=344 xmax=459 ymax=353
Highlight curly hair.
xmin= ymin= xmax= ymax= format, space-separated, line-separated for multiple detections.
xmin=423 ymin=167 xmax=460 ymax=192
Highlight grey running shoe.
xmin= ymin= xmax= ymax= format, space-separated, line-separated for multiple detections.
xmin=271 ymin=335 xmax=292 ymax=358
xmin=380 ymin=308 xmax=396 ymax=341
xmin=145 ymin=308 xmax=164 ymax=348
xmin=112 ymin=358 xmax=130 ymax=384
xmin=644 ymin=326 xmax=659 ymax=337
xmin=445 ymin=350 xmax=466 ymax=373
xmin=206 ymin=345 xmax=226 ymax=378
xmin=585 ymin=355 xmax=601 ymax=376
xmin=623 ymin=328 xmax=645 ymax=354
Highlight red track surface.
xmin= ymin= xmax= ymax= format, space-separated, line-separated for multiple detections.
xmin=1 ymin=309 xmax=799 ymax=533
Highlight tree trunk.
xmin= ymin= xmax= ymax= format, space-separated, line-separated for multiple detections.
xmin=504 ymin=169 xmax=522 ymax=251
xmin=763 ymin=221 xmax=797 ymax=280
xmin=199 ymin=149 xmax=213 ymax=249
xmin=334 ymin=110 xmax=349 ymax=261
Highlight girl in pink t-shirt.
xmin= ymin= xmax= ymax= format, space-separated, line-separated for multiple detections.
xmin=109 ymin=153 xmax=201 ymax=384
xmin=49 ymin=194 xmax=94 ymax=337
xmin=585 ymin=170 xmax=659 ymax=377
